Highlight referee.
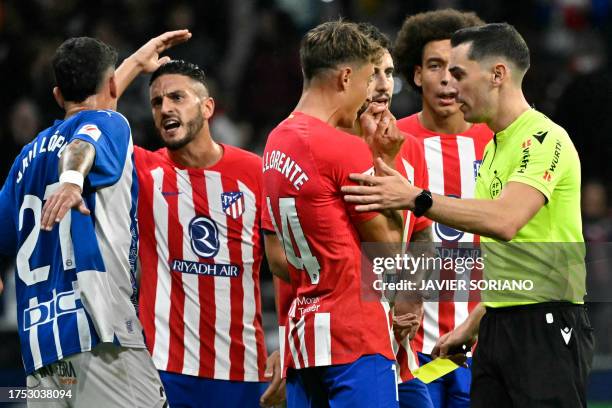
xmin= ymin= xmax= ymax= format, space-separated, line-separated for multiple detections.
xmin=342 ymin=23 xmax=594 ymax=407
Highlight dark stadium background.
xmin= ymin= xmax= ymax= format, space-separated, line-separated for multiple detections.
xmin=0 ymin=0 xmax=611 ymax=406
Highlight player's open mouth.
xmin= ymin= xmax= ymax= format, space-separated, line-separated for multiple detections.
xmin=162 ymin=118 xmax=181 ymax=136
xmin=372 ymin=96 xmax=389 ymax=106
xmin=437 ymin=92 xmax=456 ymax=106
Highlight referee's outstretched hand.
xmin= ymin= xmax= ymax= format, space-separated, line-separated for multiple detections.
xmin=432 ymin=324 xmax=477 ymax=368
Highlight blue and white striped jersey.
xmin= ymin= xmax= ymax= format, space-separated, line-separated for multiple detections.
xmin=0 ymin=109 xmax=144 ymax=374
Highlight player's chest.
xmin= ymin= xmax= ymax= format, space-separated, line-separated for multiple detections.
xmin=140 ymin=165 xmax=259 ymax=233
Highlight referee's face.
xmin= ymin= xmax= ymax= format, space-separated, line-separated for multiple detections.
xmin=449 ymin=43 xmax=491 ymax=124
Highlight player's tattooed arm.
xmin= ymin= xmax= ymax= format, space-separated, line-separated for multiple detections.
xmin=60 ymin=139 xmax=96 ymax=176
xmin=115 ymin=29 xmax=192 ymax=97
xmin=40 ymin=139 xmax=95 ymax=230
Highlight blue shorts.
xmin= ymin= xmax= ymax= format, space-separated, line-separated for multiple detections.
xmin=417 ymin=353 xmax=472 ymax=408
xmin=398 ymin=378 xmax=434 ymax=408
xmin=286 ymin=354 xmax=398 ymax=408
xmin=158 ymin=370 xmax=267 ymax=408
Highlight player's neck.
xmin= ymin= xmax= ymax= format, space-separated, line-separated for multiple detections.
xmin=295 ymin=87 xmax=347 ymax=128
xmin=168 ymin=129 xmax=223 ymax=169
xmin=419 ymin=106 xmax=471 ymax=135
xmin=488 ymin=89 xmax=531 ymax=133
xmin=63 ymin=95 xmax=112 ymax=119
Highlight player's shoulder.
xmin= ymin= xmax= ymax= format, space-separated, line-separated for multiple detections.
xmin=466 ymin=123 xmax=494 ymax=140
xmin=68 ymin=110 xmax=130 ymax=141
xmin=221 ymin=144 xmax=262 ymax=168
xmin=397 ymin=113 xmax=419 ymax=134
xmin=72 ymin=109 xmax=129 ymax=127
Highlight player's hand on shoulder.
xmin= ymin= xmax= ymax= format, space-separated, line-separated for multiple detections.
xmin=129 ymin=29 xmax=192 ymax=73
xmin=41 ymin=182 xmax=90 ymax=231
xmin=342 ymin=158 xmax=416 ymax=212
xmin=260 ymin=350 xmax=286 ymax=407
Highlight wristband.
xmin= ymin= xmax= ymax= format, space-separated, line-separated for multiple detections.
xmin=59 ymin=170 xmax=84 ymax=191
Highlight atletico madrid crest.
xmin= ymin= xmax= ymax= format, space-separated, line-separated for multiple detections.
xmin=221 ymin=191 xmax=245 ymax=219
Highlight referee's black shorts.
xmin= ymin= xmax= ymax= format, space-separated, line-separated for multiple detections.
xmin=471 ymin=302 xmax=594 ymax=408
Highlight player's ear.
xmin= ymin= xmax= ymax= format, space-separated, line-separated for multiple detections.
xmin=108 ymin=75 xmax=118 ymax=99
xmin=339 ymin=66 xmax=352 ymax=91
xmin=413 ymin=65 xmax=423 ymax=87
xmin=53 ymin=87 xmax=65 ymax=109
xmin=202 ymin=96 xmax=215 ymax=120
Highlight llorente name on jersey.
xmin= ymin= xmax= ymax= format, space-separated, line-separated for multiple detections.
xmin=171 ymin=259 xmax=240 ymax=277
xmin=262 ymin=150 xmax=310 ymax=191
xmin=16 ymin=131 xmax=69 ymax=183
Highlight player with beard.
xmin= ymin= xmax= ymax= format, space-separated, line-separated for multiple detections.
xmin=115 ymin=56 xmax=287 ymax=407
xmin=351 ymin=22 xmax=434 ymax=408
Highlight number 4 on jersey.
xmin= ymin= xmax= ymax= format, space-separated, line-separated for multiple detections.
xmin=267 ymin=197 xmax=321 ymax=284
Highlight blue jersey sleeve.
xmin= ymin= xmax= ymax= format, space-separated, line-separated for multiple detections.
xmin=0 ymin=161 xmax=18 ymax=256
xmin=70 ymin=111 xmax=131 ymax=190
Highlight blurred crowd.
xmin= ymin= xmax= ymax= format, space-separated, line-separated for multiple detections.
xmin=1 ymin=0 xmax=612 ymax=374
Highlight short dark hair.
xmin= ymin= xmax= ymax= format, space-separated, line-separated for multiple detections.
xmin=300 ymin=20 xmax=383 ymax=82
xmin=394 ymin=9 xmax=484 ymax=91
xmin=357 ymin=22 xmax=392 ymax=51
xmin=52 ymin=37 xmax=118 ymax=103
xmin=451 ymin=23 xmax=530 ymax=73
xmin=149 ymin=59 xmax=208 ymax=91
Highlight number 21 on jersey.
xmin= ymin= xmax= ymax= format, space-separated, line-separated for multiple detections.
xmin=266 ymin=197 xmax=320 ymax=284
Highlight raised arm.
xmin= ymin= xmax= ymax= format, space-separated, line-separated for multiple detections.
xmin=115 ymin=29 xmax=192 ymax=97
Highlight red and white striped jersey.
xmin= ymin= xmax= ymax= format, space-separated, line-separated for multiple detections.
xmin=397 ymin=113 xmax=493 ymax=355
xmin=393 ymin=132 xmax=432 ymax=382
xmin=263 ymin=112 xmax=395 ymax=374
xmin=135 ymin=144 xmax=267 ymax=381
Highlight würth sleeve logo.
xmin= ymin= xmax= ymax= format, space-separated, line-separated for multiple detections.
xmin=221 ymin=191 xmax=245 ymax=219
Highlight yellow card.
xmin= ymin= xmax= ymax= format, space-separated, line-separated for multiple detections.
xmin=413 ymin=358 xmax=460 ymax=384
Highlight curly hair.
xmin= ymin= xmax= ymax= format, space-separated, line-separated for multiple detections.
xmin=394 ymin=9 xmax=484 ymax=91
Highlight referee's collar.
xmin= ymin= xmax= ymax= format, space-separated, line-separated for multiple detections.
xmin=495 ymin=108 xmax=537 ymax=142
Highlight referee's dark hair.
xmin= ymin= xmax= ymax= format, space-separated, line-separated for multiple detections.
xmin=451 ymin=23 xmax=530 ymax=74
xmin=149 ymin=59 xmax=209 ymax=96
xmin=52 ymin=37 xmax=118 ymax=103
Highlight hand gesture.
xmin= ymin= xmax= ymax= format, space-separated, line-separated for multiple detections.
xmin=260 ymin=350 xmax=286 ymax=407
xmin=41 ymin=183 xmax=90 ymax=231
xmin=130 ymin=30 xmax=192 ymax=73
xmin=342 ymin=158 xmax=418 ymax=212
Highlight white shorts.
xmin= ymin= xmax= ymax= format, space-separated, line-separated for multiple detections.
xmin=26 ymin=343 xmax=167 ymax=408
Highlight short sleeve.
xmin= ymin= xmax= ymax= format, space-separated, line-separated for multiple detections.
xmin=261 ymin=193 xmax=276 ymax=233
xmin=507 ymin=131 xmax=568 ymax=201
xmin=331 ymin=135 xmax=379 ymax=225
xmin=71 ymin=111 xmax=131 ymax=190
